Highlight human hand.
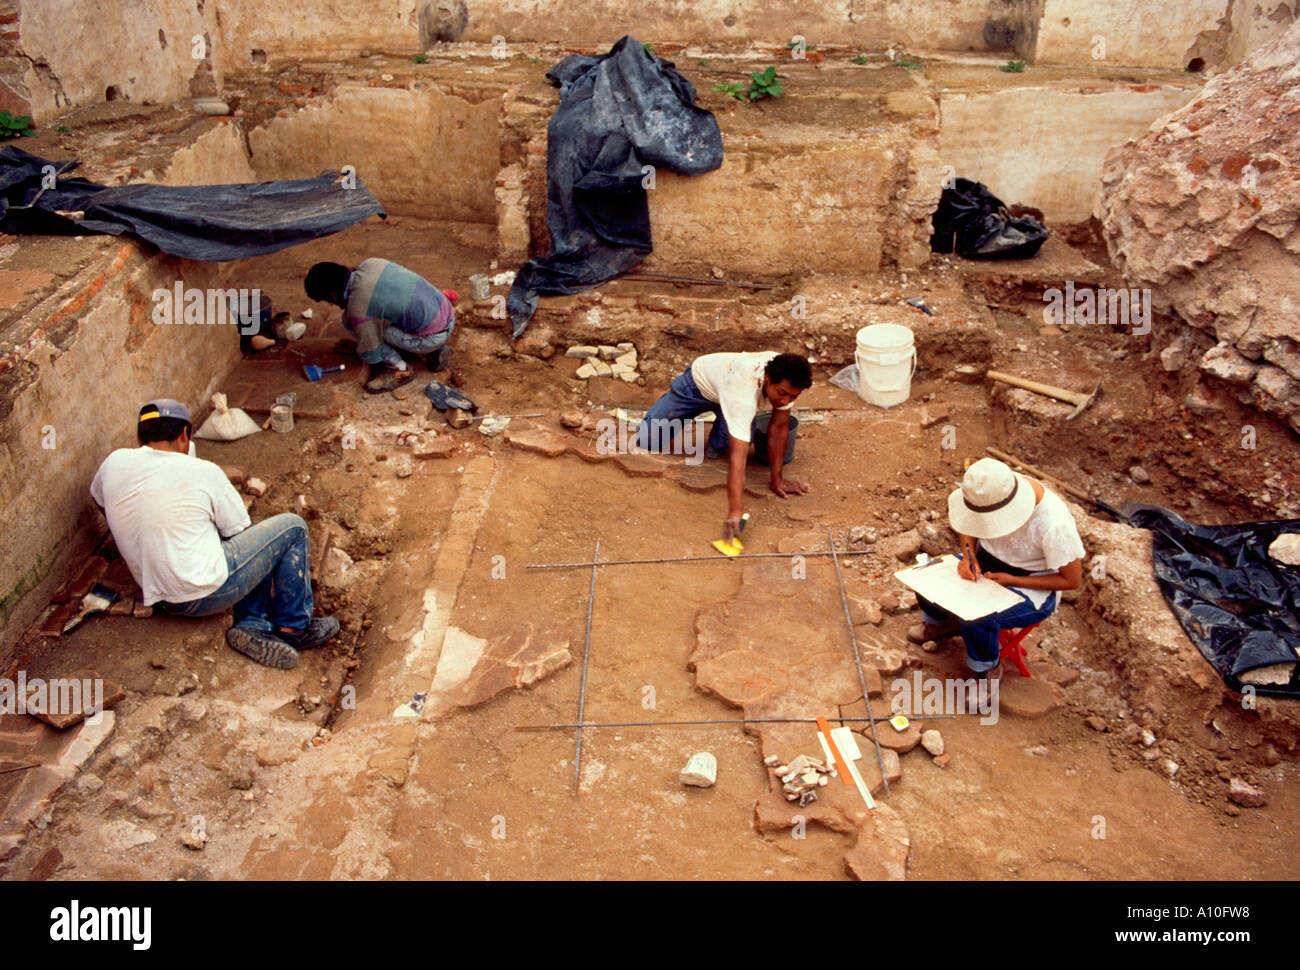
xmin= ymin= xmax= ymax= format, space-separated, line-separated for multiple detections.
xmin=982 ymin=572 xmax=1014 ymax=586
xmin=957 ymin=556 xmax=982 ymax=581
xmin=770 ymin=478 xmax=811 ymax=498
xmin=724 ymin=514 xmax=744 ymax=541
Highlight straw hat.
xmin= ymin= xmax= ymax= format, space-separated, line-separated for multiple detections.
xmin=947 ymin=458 xmax=1037 ymax=539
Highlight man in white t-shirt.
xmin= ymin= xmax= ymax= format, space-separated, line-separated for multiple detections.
xmin=634 ymin=351 xmax=813 ymax=540
xmin=90 ymin=398 xmax=339 ymax=669
xmin=906 ymin=457 xmax=1085 ymax=678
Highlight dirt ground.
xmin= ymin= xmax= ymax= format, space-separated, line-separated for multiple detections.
xmin=3 ymin=210 xmax=1298 ymax=881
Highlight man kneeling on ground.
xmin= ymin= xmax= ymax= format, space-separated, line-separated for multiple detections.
xmin=635 ymin=351 xmax=813 ymax=541
xmin=304 ymin=259 xmax=456 ymax=394
xmin=90 ymin=399 xmax=339 ymax=669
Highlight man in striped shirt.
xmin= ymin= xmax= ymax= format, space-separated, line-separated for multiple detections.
xmin=305 ymin=259 xmax=457 ymax=394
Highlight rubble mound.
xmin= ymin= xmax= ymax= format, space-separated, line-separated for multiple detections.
xmin=1097 ymin=20 xmax=1300 ymax=433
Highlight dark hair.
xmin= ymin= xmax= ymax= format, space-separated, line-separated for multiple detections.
xmin=138 ymin=415 xmax=191 ymax=445
xmin=765 ymin=352 xmax=813 ymax=390
xmin=304 ymin=262 xmax=350 ymax=303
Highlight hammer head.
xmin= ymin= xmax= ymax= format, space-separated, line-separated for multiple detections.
xmin=1065 ymin=378 xmax=1102 ymax=421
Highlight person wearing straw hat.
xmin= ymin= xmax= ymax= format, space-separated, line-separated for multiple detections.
xmin=906 ymin=457 xmax=1085 ymax=678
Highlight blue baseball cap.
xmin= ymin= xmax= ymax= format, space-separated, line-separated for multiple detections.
xmin=138 ymin=398 xmax=191 ymax=424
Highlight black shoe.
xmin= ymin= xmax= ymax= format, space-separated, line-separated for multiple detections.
xmin=426 ymin=347 xmax=451 ymax=372
xmin=227 ymin=626 xmax=299 ymax=669
xmin=279 ymin=616 xmax=341 ymax=650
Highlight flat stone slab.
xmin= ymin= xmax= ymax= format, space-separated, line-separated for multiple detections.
xmin=503 ymin=425 xmax=568 ymax=457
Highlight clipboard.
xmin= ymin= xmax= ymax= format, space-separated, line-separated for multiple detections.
xmin=893 ymin=554 xmax=1023 ymax=621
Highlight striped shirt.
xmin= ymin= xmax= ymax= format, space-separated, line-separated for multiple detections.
xmin=343 ymin=258 xmax=453 ymax=364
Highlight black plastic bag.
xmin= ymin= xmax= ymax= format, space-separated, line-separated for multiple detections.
xmin=1123 ymin=503 xmax=1300 ymax=697
xmin=506 ymin=36 xmax=723 ymax=337
xmin=930 ymin=177 xmax=1049 ymax=260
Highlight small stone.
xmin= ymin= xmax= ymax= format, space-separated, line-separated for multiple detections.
xmin=880 ymin=748 xmax=902 ymax=783
xmin=398 ymin=407 xmax=414 ymax=416
xmin=592 ymin=359 xmax=613 ymax=378
xmin=560 ymin=410 xmax=585 ymax=428
xmin=614 ymin=351 xmax=637 ymax=368
xmin=1084 ymin=715 xmax=1107 ymax=732
xmin=566 ymin=345 xmax=598 ymax=358
xmin=1026 ymin=745 xmax=1050 ymax=757
xmin=1140 ymin=728 xmax=1157 ymax=747
xmin=919 ymin=404 xmax=950 ymax=429
xmin=1267 ymin=534 xmax=1300 ymax=566
xmin=301 ymin=308 xmax=313 ymax=319
xmin=1227 ymin=777 xmax=1266 ymax=808
xmin=392 ymin=389 xmax=408 ymax=401
xmin=597 ymin=345 xmax=619 ymax=360
xmin=932 ymin=753 xmax=950 ymax=768
xmin=763 ymin=755 xmax=780 ymax=766
xmin=227 ymin=769 xmax=254 ymax=791
xmin=244 ymin=477 xmax=268 ymax=497
xmin=180 ymin=832 xmax=207 ymax=851
xmin=575 ymin=363 xmax=597 ymax=379
xmin=679 ymin=751 xmax=718 ymax=788
xmin=921 ymin=639 xmax=940 ymax=653
xmin=877 ymin=592 xmax=899 ymax=613
xmin=1129 ymin=465 xmax=1151 ymax=484
xmin=920 ymin=729 xmax=944 ymax=756
xmin=149 ymin=656 xmax=166 ymax=670
xmin=1262 ymin=744 xmax=1282 ymax=767
xmin=447 ymin=408 xmax=473 ymax=429
xmin=1161 ymin=759 xmax=1180 ymax=779
xmin=220 ymin=465 xmax=246 ymax=485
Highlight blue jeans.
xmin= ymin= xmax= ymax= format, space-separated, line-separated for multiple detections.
xmin=376 ymin=317 xmax=455 ymax=369
xmin=158 ymin=513 xmax=313 ymax=633
xmin=634 ymin=367 xmax=797 ymax=464
xmin=917 ymin=556 xmax=1058 ymax=672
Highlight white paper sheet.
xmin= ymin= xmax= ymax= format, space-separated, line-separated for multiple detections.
xmin=893 ymin=554 xmax=1023 ymax=621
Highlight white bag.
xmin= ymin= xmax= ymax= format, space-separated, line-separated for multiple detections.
xmin=193 ymin=392 xmax=262 ymax=441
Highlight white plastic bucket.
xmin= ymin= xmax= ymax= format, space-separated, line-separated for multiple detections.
xmin=854 ymin=323 xmax=916 ymax=408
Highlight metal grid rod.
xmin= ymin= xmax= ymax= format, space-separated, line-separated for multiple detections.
xmin=827 ymin=526 xmax=892 ymax=798
xmin=518 ymin=714 xmax=951 ymax=731
xmin=527 ymin=549 xmax=875 ymax=570
xmin=572 ymin=540 xmax=599 ymax=793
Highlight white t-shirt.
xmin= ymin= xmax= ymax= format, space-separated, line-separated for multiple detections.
xmin=90 ymin=447 xmax=251 ymax=606
xmin=980 ymin=487 xmax=1086 ymax=608
xmin=690 ymin=351 xmax=793 ymax=443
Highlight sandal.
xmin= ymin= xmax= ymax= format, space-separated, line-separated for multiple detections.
xmin=364 ymin=367 xmax=416 ymax=394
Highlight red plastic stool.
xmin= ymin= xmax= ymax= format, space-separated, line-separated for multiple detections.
xmin=998 ymin=623 xmax=1040 ymax=677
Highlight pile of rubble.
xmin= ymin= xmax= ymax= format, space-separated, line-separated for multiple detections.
xmin=566 ymin=343 xmax=640 ymax=382
xmin=765 ymin=753 xmax=834 ymax=807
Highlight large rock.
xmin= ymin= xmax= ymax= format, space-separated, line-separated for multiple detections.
xmin=1096 ymin=20 xmax=1300 ymax=433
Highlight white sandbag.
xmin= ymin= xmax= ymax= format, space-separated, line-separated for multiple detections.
xmin=193 ymin=392 xmax=262 ymax=441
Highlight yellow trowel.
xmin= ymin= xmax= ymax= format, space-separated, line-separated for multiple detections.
xmin=712 ymin=513 xmax=749 ymax=557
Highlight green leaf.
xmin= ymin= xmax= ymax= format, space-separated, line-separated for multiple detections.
xmin=763 ymin=65 xmax=776 ymax=82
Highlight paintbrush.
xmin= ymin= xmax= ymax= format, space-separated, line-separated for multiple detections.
xmin=711 ymin=513 xmax=749 ymax=557
xmin=63 ymin=583 xmax=120 ymax=633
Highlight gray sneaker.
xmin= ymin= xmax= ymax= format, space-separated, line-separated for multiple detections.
xmin=226 ymin=626 xmax=299 ymax=669
xmin=279 ymin=616 xmax=341 ymax=650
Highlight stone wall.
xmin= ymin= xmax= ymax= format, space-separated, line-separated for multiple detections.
xmin=937 ymin=82 xmax=1200 ymax=224
xmin=1096 ymin=20 xmax=1300 ymax=433
xmin=8 ymin=0 xmax=1297 ymax=124
xmin=246 ymin=84 xmax=499 ymax=221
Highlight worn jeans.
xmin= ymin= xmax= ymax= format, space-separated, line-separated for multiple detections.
xmin=376 ymin=317 xmax=455 ymax=369
xmin=634 ymin=367 xmax=798 ymax=464
xmin=157 ymin=513 xmax=313 ymax=633
xmin=916 ymin=548 xmax=1058 ymax=673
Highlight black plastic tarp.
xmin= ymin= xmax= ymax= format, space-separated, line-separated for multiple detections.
xmin=0 ymin=146 xmax=385 ymax=261
xmin=507 ymin=36 xmax=724 ymax=337
xmin=1123 ymin=503 xmax=1300 ymax=697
